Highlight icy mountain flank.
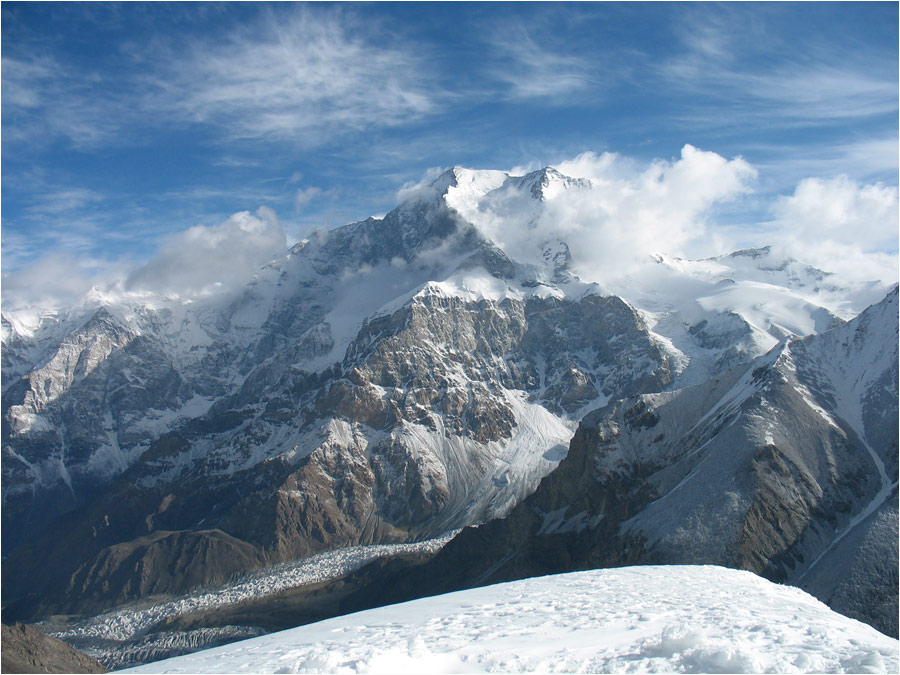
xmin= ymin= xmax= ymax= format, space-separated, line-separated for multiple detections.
xmin=2 ymin=164 xmax=893 ymax=637
xmin=121 ymin=566 xmax=898 ymax=675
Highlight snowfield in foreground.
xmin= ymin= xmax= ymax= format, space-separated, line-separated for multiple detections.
xmin=120 ymin=565 xmax=898 ymax=674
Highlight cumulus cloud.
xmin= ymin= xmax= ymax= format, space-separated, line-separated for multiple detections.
xmin=469 ymin=145 xmax=757 ymax=282
xmin=768 ymin=175 xmax=899 ymax=284
xmin=125 ymin=207 xmax=286 ymax=294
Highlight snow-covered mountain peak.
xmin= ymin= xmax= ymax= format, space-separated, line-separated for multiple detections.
xmin=506 ymin=166 xmax=591 ymax=201
xmin=5 ymin=159 xmax=897 ymax=652
xmin=724 ymin=245 xmax=774 ymax=261
xmin=439 ymin=167 xmax=509 ymax=218
xmin=713 ymin=246 xmax=833 ymax=286
xmin=438 ymin=165 xmax=589 ymax=235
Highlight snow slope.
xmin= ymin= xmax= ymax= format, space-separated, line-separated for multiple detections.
xmin=121 ymin=566 xmax=898 ymax=674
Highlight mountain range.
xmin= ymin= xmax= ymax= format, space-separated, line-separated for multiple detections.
xmin=2 ymin=165 xmax=896 ymax=659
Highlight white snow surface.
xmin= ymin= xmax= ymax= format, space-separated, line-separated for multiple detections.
xmin=598 ymin=248 xmax=890 ymax=387
xmin=120 ymin=565 xmax=898 ymax=674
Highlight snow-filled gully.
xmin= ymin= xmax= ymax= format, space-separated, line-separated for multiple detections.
xmin=799 ymin=432 xmax=895 ymax=582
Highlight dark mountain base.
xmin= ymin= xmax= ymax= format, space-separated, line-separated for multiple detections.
xmin=1 ymin=623 xmax=105 ymax=674
xmin=50 ymin=550 xmax=438 ymax=671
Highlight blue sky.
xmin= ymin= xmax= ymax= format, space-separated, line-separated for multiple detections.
xmin=2 ymin=2 xmax=898 ymax=305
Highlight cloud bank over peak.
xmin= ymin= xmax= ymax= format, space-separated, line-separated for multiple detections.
xmin=767 ymin=175 xmax=899 ymax=285
xmin=460 ymin=145 xmax=758 ymax=283
xmin=125 ymin=207 xmax=286 ymax=295
xmin=2 ymin=145 xmax=895 ymax=314
xmin=414 ymin=146 xmax=896 ymax=292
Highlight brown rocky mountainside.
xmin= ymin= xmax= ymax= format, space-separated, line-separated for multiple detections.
xmin=1 ymin=623 xmax=105 ymax=674
xmin=359 ymin=288 xmax=899 ymax=638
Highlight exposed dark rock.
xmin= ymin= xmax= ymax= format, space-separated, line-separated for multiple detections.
xmin=1 ymin=623 xmax=105 ymax=674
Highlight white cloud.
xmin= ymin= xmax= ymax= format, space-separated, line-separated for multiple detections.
xmin=23 ymin=188 xmax=106 ymax=217
xmin=1 ymin=252 xmax=111 ymax=311
xmin=467 ymin=145 xmax=757 ymax=282
xmin=665 ymin=7 xmax=898 ymax=126
xmin=294 ymin=186 xmax=322 ymax=212
xmin=508 ymin=160 xmax=543 ymax=177
xmin=125 ymin=207 xmax=286 ymax=294
xmin=745 ymin=136 xmax=899 ymax=191
xmin=4 ymin=7 xmax=441 ymax=151
xmin=768 ymin=175 xmax=899 ymax=284
xmin=487 ymin=24 xmax=595 ymax=100
xmin=395 ymin=166 xmax=450 ymax=204
xmin=1 ymin=55 xmax=127 ymax=149
xmin=150 ymin=8 xmax=434 ymax=143
xmin=541 ymin=152 xmax=898 ymax=287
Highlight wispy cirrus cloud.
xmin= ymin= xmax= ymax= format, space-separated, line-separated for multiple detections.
xmin=20 ymin=187 xmax=106 ymax=218
xmin=486 ymin=23 xmax=597 ymax=100
xmin=1 ymin=54 xmax=129 ymax=149
xmin=1 ymin=213 xmax=111 ymax=288
xmin=745 ymin=136 xmax=899 ymax=192
xmin=665 ymin=60 xmax=898 ymax=125
xmin=663 ymin=6 xmax=898 ymax=125
xmin=3 ymin=6 xmax=440 ymax=151
xmin=144 ymin=8 xmax=436 ymax=144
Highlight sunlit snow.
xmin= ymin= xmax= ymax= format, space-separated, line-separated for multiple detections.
xmin=121 ymin=565 xmax=898 ymax=674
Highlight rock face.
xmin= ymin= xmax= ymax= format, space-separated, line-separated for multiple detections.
xmin=1 ymin=623 xmax=106 ymax=674
xmin=378 ymin=287 xmax=898 ymax=636
xmin=1 ymin=164 xmax=889 ymax=630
